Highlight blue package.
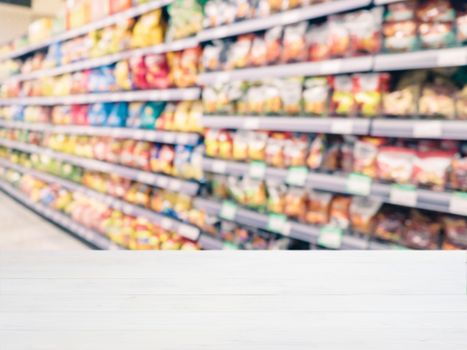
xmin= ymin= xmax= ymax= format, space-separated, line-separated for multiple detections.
xmin=107 ymin=103 xmax=128 ymax=127
xmin=126 ymin=102 xmax=145 ymax=128
xmin=88 ymin=103 xmax=112 ymax=126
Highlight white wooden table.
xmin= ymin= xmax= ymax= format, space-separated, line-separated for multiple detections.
xmin=0 ymin=251 xmax=466 ymax=349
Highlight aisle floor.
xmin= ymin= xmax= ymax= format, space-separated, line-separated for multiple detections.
xmin=0 ymin=191 xmax=89 ymax=250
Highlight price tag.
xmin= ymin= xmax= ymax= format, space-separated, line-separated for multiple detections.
xmin=169 ymin=180 xmax=181 ymax=192
xmin=390 ymin=184 xmax=417 ymax=207
xmin=177 ymin=133 xmax=190 ymax=145
xmin=267 ymin=214 xmax=288 ymax=234
xmin=156 ymin=176 xmax=169 ymax=188
xmin=137 ymin=172 xmax=155 ymax=184
xmin=211 ymin=160 xmax=227 ymax=174
xmin=286 ymin=166 xmax=309 ymax=187
xmin=160 ymin=218 xmax=173 ymax=230
xmin=220 ymin=201 xmax=238 ymax=221
xmin=243 ymin=118 xmax=260 ymax=130
xmin=249 ymin=161 xmax=266 ymax=180
xmin=437 ymin=49 xmax=467 ymax=67
xmin=331 ymin=120 xmax=353 ymax=134
xmin=346 ymin=173 xmax=372 ymax=196
xmin=223 ymin=242 xmax=239 ymax=250
xmin=413 ymin=121 xmax=442 ymax=138
xmin=178 ymin=224 xmax=200 ymax=241
xmin=318 ymin=225 xmax=343 ymax=249
xmin=162 ymin=133 xmax=175 ymax=143
xmin=320 ymin=60 xmax=342 ymax=75
xmin=449 ymin=192 xmax=467 ymax=216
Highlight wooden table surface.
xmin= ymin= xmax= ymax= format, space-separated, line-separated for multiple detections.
xmin=0 ymin=251 xmax=466 ymax=350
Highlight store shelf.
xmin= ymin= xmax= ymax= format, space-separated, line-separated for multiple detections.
xmin=197 ymin=0 xmax=371 ymax=41
xmin=0 ymin=88 xmax=201 ymax=106
xmin=2 ymin=37 xmax=198 ymax=83
xmin=202 ymin=116 xmax=371 ymax=134
xmin=0 ymin=179 xmax=122 ymax=250
xmin=197 ymin=234 xmax=225 ymax=250
xmin=0 ymin=0 xmax=172 ymax=62
xmin=193 ymin=197 xmax=369 ymax=249
xmin=0 ymin=158 xmax=201 ymax=242
xmin=374 ymin=0 xmax=405 ymax=4
xmin=0 ymin=120 xmax=200 ymax=145
xmin=370 ymin=119 xmax=467 ymax=140
xmin=374 ymin=47 xmax=467 ymax=71
xmin=198 ymin=56 xmax=373 ymax=84
xmin=203 ymin=157 xmax=466 ymax=216
xmin=0 ymin=138 xmax=200 ymax=196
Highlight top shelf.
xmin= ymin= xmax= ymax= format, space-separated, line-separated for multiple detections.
xmin=197 ymin=0 xmax=372 ymax=42
xmin=0 ymin=0 xmax=172 ymax=62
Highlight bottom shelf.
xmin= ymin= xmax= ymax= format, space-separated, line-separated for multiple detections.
xmin=0 ymin=180 xmax=123 ymax=250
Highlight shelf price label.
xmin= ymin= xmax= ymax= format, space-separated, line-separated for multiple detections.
xmin=243 ymin=118 xmax=260 ymax=130
xmin=267 ymin=214 xmax=290 ymax=235
xmin=331 ymin=120 xmax=353 ymax=134
xmin=286 ymin=166 xmax=309 ymax=187
xmin=249 ymin=161 xmax=266 ymax=180
xmin=220 ymin=201 xmax=238 ymax=221
xmin=390 ymin=184 xmax=417 ymax=207
xmin=413 ymin=121 xmax=442 ymax=138
xmin=346 ymin=173 xmax=372 ymax=196
xmin=449 ymin=192 xmax=467 ymax=216
xmin=178 ymin=224 xmax=200 ymax=241
xmin=211 ymin=160 xmax=227 ymax=174
xmin=437 ymin=49 xmax=467 ymax=67
xmin=318 ymin=225 xmax=343 ymax=249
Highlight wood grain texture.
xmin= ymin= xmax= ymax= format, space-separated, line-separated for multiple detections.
xmin=0 ymin=251 xmax=466 ymax=350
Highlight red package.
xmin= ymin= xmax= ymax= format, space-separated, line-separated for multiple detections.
xmin=307 ymin=23 xmax=330 ymax=62
xmin=442 ymin=216 xmax=467 ymax=250
xmin=281 ymin=22 xmax=308 ymax=63
xmin=346 ymin=8 xmax=383 ymax=55
xmin=403 ymin=210 xmax=441 ymax=250
xmin=110 ymin=0 xmax=132 ymax=14
xmin=353 ymin=73 xmax=390 ymax=117
xmin=71 ymin=105 xmax=89 ymax=125
xmin=328 ymin=15 xmax=351 ymax=58
xmin=265 ymin=26 xmax=283 ymax=65
xmin=145 ymin=54 xmax=170 ymax=89
xmin=129 ymin=56 xmax=149 ymax=90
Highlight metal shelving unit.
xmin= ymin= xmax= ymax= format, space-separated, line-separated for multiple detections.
xmin=202 ymin=116 xmax=371 ymax=135
xmin=0 ymin=88 xmax=201 ymax=106
xmin=197 ymin=0 xmax=372 ymax=41
xmin=0 ymin=179 xmax=122 ymax=250
xmin=1 ymin=37 xmax=198 ymax=83
xmin=0 ymin=158 xmax=201 ymax=242
xmin=203 ymin=157 xmax=467 ymax=216
xmin=0 ymin=120 xmax=201 ymax=145
xmin=0 ymin=139 xmax=200 ymax=196
xmin=0 ymin=0 xmax=173 ymax=62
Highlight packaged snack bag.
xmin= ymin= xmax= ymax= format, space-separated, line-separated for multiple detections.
xmin=442 ymin=216 xmax=467 ymax=250
xmin=129 ymin=56 xmax=149 ymax=90
xmin=167 ymin=0 xmax=203 ymax=40
xmin=419 ymin=77 xmax=456 ymax=119
xmin=156 ymin=102 xmax=177 ymax=130
xmin=265 ymin=133 xmax=288 ymax=168
xmin=126 ymin=102 xmax=144 ymax=128
xmin=385 ymin=0 xmax=417 ymax=21
xmin=111 ymin=19 xmax=134 ymax=53
xmin=413 ymin=150 xmax=455 ymax=190
xmin=450 ymin=156 xmax=467 ymax=191
xmin=307 ymin=134 xmax=325 ymax=170
xmin=265 ymin=26 xmax=283 ymax=65
xmin=131 ymin=10 xmax=164 ymax=48
xmin=416 ymin=0 xmax=455 ymax=22
xmin=457 ymin=86 xmax=467 ymax=120
xmin=353 ymin=137 xmax=385 ymax=178
xmin=88 ymin=103 xmax=112 ymax=126
xmin=403 ymin=210 xmax=441 ymax=249
xmin=244 ymin=177 xmax=267 ymax=209
xmin=169 ymin=47 xmax=201 ymax=88
xmin=107 ymin=103 xmax=128 ymax=128
xmin=377 ymin=146 xmax=416 ymax=184
xmin=280 ymin=77 xmax=303 ymax=115
xmin=374 ymin=205 xmax=406 ymax=242
xmin=346 ymin=7 xmax=383 ymax=55
xmin=218 ymin=130 xmax=234 ymax=159
xmin=353 ymin=73 xmax=390 ymax=117
xmin=281 ymin=22 xmax=308 ymax=63
xmin=307 ymin=23 xmax=330 ymax=62
xmin=284 ymin=187 xmax=307 ymax=219
xmin=350 ymin=197 xmax=382 ymax=235
xmin=250 ymin=35 xmax=267 ymax=66
xmin=140 ymin=102 xmax=165 ymax=129
xmin=266 ymin=180 xmax=287 ymax=214
xmin=133 ymin=141 xmax=152 ymax=171
xmin=202 ymin=41 xmax=227 ymax=72
xmin=262 ymin=80 xmax=282 ymax=115
xmin=383 ymin=71 xmax=425 ymax=116
xmin=115 ymin=60 xmax=133 ymax=90
xmin=247 ymin=84 xmax=266 ymax=115
xmin=330 ymin=75 xmax=354 ymax=116
xmin=233 ymin=131 xmax=250 ymax=161
xmin=226 ymin=35 xmax=254 ymax=70
xmin=419 ymin=22 xmax=456 ymax=49
xmin=383 ymin=20 xmax=418 ymax=53
xmin=457 ymin=13 xmax=467 ymax=43
xmin=305 ymin=190 xmax=332 ymax=225
xmin=284 ymin=134 xmax=309 ymax=167
xmin=205 ymin=129 xmax=220 ymax=158
xmin=328 ymin=15 xmax=351 ymax=58
xmin=329 ymin=195 xmax=352 ymax=229
xmin=248 ymin=132 xmax=269 ymax=161
xmin=145 ymin=54 xmax=170 ymax=89
xmin=303 ymin=77 xmax=329 ymax=116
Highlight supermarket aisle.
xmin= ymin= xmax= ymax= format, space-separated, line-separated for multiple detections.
xmin=0 ymin=191 xmax=89 ymax=250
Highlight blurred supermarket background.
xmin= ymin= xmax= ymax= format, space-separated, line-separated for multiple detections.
xmin=0 ymin=0 xmax=465 ymax=251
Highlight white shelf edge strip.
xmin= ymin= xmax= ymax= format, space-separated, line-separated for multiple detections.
xmin=0 ymin=179 xmax=122 ymax=250
xmin=0 ymin=158 xmax=201 ymax=241
xmin=0 ymin=88 xmax=201 ymax=106
xmin=197 ymin=0 xmax=371 ymax=41
xmin=202 ymin=158 xmax=466 ymax=216
xmin=0 ymin=0 xmax=173 ymax=62
xmin=0 ymin=138 xmax=200 ymax=196
xmin=1 ymin=37 xmax=199 ymax=83
xmin=0 ymin=120 xmax=200 ymax=145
